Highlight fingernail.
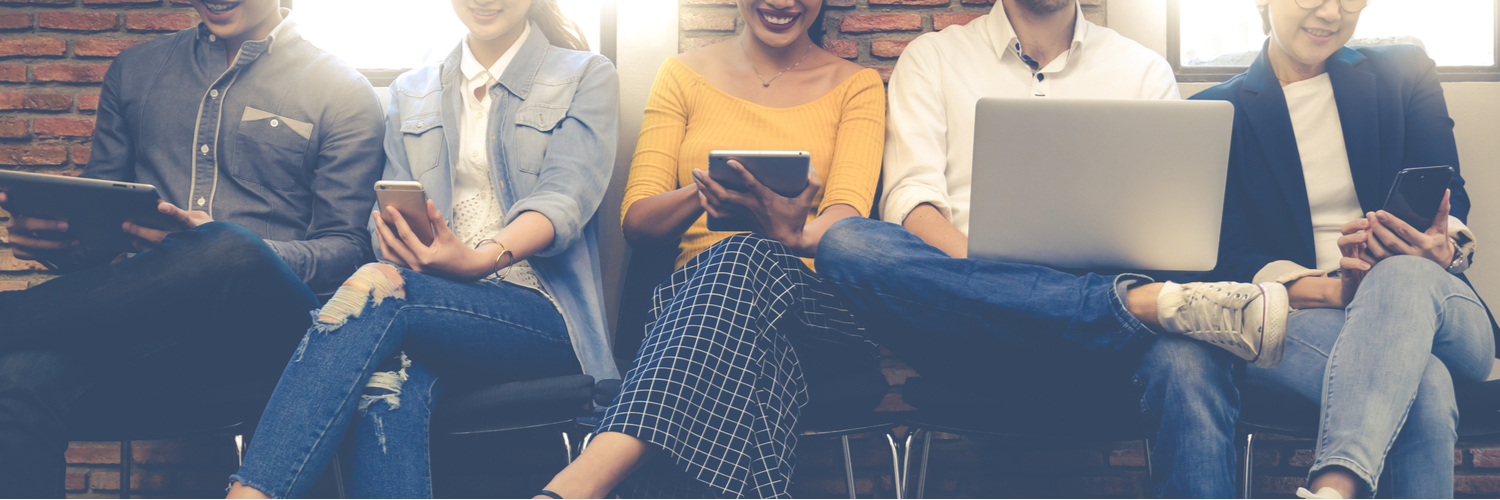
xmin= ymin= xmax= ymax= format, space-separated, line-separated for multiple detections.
xmin=56 ymin=222 xmax=67 ymax=232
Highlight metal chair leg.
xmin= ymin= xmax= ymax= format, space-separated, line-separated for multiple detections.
xmin=916 ymin=430 xmax=932 ymax=499
xmin=562 ymin=432 xmax=573 ymax=464
xmin=902 ymin=430 xmax=916 ymax=499
xmin=1142 ymin=438 xmax=1155 ymax=482
xmin=841 ymin=435 xmax=856 ymax=499
xmin=580 ymin=431 xmax=596 ymax=453
xmin=234 ymin=435 xmax=246 ymax=467
xmin=1241 ymin=432 xmax=1256 ymax=499
xmin=885 ymin=433 xmax=903 ymax=500
xmin=120 ymin=440 xmax=131 ymax=499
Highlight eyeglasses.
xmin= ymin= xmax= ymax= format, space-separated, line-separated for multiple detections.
xmin=1293 ymin=0 xmax=1370 ymax=13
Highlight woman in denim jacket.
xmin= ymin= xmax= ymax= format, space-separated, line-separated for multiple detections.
xmin=228 ymin=1 xmax=620 ymax=497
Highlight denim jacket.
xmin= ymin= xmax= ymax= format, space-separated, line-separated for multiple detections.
xmin=86 ymin=16 xmax=386 ymax=294
xmin=381 ymin=25 xmax=621 ymax=383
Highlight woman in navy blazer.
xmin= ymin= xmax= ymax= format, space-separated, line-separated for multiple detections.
xmin=1191 ymin=0 xmax=1497 ymax=498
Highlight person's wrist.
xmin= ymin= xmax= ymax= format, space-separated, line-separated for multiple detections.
xmin=473 ymin=238 xmax=513 ymax=278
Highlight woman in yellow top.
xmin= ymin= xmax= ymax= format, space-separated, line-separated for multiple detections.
xmin=536 ymin=0 xmax=884 ymax=497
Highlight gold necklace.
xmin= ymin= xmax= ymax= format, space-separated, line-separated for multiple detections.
xmin=740 ymin=37 xmax=813 ymax=87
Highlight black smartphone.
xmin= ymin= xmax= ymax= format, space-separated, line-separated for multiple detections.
xmin=1379 ymin=166 xmax=1454 ymax=233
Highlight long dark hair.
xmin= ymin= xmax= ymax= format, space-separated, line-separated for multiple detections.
xmin=529 ymin=0 xmax=590 ymax=51
xmin=809 ymin=0 xmax=828 ymax=46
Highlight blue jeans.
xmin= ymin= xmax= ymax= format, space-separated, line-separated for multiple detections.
xmin=1246 ymin=255 xmax=1493 ymax=497
xmin=1134 ymin=336 xmax=1241 ymax=498
xmin=817 ymin=218 xmax=1155 ymax=355
xmin=231 ymin=265 xmax=581 ymax=498
xmin=822 ymin=219 xmax=1242 ymax=484
xmin=0 ymin=222 xmax=317 ymax=497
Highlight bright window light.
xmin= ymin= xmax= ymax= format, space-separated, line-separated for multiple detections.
xmin=295 ymin=0 xmax=603 ymax=70
xmin=1179 ymin=0 xmax=1495 ymax=68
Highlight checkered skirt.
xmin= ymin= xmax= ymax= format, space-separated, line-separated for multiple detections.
xmin=598 ymin=234 xmax=877 ymax=498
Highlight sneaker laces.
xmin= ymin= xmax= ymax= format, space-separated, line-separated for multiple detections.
xmin=1163 ymin=283 xmax=1256 ymax=335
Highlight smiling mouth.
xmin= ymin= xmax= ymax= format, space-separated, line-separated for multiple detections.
xmin=472 ymin=8 xmax=500 ymax=16
xmin=202 ymin=0 xmax=240 ymax=14
xmin=759 ymin=9 xmax=800 ymax=26
xmin=1302 ymin=27 xmax=1338 ymax=37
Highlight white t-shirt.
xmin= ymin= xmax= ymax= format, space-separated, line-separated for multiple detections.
xmin=880 ymin=1 xmax=1180 ymax=234
xmin=1283 ymin=73 xmax=1364 ymax=271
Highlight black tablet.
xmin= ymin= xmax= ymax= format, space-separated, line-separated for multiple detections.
xmin=0 ymin=170 xmax=181 ymax=254
xmin=705 ymin=150 xmax=812 ymax=232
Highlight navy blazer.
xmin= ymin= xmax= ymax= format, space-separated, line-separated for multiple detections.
xmin=1191 ymin=43 xmax=1497 ymax=344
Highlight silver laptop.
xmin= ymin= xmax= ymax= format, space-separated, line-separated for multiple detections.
xmin=967 ymin=97 xmax=1235 ymax=273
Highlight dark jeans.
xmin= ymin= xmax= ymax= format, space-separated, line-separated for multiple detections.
xmin=817 ymin=217 xmax=1235 ymax=498
xmin=0 ymin=222 xmax=317 ymax=498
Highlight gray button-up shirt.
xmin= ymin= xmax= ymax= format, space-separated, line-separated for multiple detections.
xmin=85 ymin=15 xmax=385 ymax=294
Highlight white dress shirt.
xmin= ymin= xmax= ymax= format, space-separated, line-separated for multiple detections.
xmin=881 ymin=1 xmax=1180 ymax=234
xmin=454 ymin=24 xmax=542 ymax=289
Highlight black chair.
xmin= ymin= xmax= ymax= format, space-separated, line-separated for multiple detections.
xmin=432 ymin=373 xmax=620 ymax=462
xmin=589 ymin=243 xmax=904 ymax=498
xmin=896 ymin=376 xmax=1155 ymax=498
xmin=1235 ymin=369 xmax=1500 ymax=499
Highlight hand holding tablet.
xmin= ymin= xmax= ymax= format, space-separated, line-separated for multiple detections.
xmin=700 ymin=150 xmax=814 ymax=233
xmin=0 ymin=170 xmax=188 ymax=260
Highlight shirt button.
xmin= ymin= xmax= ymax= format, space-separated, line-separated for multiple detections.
xmin=270 ymin=119 xmax=280 ymax=127
xmin=209 ymin=34 xmax=217 ymax=42
xmin=200 ymin=144 xmax=209 ymax=154
xmin=470 ymin=150 xmax=479 ymax=159
xmin=197 ymin=197 xmax=206 ymax=206
xmin=210 ymin=89 xmax=219 ymax=98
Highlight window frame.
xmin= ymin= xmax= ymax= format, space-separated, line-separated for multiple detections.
xmin=1166 ymin=0 xmax=1500 ymax=82
xmin=283 ymin=0 xmax=617 ymax=87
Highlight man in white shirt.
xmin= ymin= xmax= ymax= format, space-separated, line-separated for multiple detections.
xmin=816 ymin=1 xmax=1248 ymax=496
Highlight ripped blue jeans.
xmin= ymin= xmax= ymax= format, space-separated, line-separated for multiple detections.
xmin=232 ymin=264 xmax=581 ymax=498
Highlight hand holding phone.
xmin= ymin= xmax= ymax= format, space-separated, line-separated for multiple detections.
xmin=376 ymin=181 xmax=435 ymax=246
xmin=1364 ymin=190 xmax=1455 ymax=268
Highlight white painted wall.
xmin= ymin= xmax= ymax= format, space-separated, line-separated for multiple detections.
xmin=1114 ymin=0 xmax=1499 ymax=301
xmin=601 ymin=0 xmax=679 ymax=336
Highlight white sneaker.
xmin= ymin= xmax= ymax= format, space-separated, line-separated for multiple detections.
xmin=1297 ymin=486 xmax=1346 ymax=499
xmin=1156 ymin=281 xmax=1289 ymax=369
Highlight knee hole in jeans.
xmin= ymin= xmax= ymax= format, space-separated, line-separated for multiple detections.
xmin=315 ymin=263 xmax=406 ymax=328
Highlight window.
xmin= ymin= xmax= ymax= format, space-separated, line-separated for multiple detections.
xmin=291 ymin=0 xmax=612 ymax=85
xmin=1168 ymin=0 xmax=1499 ymax=82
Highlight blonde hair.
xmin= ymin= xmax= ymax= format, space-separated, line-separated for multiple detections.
xmin=529 ymin=0 xmax=590 ymax=51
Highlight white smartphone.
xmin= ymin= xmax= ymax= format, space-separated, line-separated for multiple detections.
xmin=375 ymin=180 xmax=435 ymax=246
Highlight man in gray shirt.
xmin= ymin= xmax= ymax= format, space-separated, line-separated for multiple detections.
xmin=0 ymin=0 xmax=383 ymax=495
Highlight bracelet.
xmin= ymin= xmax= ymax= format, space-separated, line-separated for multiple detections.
xmin=474 ymin=238 xmax=513 ymax=278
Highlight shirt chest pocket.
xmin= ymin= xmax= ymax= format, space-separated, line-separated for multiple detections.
xmin=510 ymin=104 xmax=568 ymax=177
xmin=399 ymin=112 xmax=445 ymax=179
xmin=230 ymin=107 xmax=313 ymax=192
